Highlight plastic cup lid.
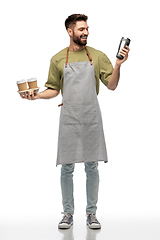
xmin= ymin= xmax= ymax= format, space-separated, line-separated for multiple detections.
xmin=16 ymin=79 xmax=27 ymax=84
xmin=27 ymin=78 xmax=37 ymax=82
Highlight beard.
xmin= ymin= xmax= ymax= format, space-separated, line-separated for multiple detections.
xmin=72 ymin=32 xmax=88 ymax=46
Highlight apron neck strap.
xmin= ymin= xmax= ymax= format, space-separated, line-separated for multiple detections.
xmin=84 ymin=46 xmax=93 ymax=65
xmin=65 ymin=46 xmax=93 ymax=68
xmin=65 ymin=47 xmax=70 ymax=68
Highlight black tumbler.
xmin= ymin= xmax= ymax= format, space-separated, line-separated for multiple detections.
xmin=116 ymin=37 xmax=131 ymax=60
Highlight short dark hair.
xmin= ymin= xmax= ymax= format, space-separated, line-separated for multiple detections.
xmin=65 ymin=14 xmax=88 ymax=30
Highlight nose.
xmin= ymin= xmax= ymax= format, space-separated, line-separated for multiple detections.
xmin=84 ymin=29 xmax=89 ymax=35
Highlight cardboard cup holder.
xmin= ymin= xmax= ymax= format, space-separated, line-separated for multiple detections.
xmin=17 ymin=78 xmax=40 ymax=96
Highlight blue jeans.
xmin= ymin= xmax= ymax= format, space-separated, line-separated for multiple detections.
xmin=60 ymin=162 xmax=99 ymax=215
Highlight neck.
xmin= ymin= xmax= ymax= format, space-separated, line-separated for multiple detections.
xmin=69 ymin=40 xmax=85 ymax=51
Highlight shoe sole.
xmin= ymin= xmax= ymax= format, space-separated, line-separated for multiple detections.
xmin=87 ymin=222 xmax=101 ymax=229
xmin=58 ymin=222 xmax=73 ymax=229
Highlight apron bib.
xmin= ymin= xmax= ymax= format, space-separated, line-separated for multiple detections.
xmin=56 ymin=47 xmax=108 ymax=165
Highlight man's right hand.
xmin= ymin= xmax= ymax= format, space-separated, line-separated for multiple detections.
xmin=19 ymin=88 xmax=60 ymax=100
xmin=20 ymin=90 xmax=39 ymax=100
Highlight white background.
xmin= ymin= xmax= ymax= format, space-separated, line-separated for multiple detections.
xmin=0 ymin=0 xmax=160 ymax=233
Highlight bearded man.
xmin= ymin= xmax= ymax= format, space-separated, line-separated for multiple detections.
xmin=21 ymin=14 xmax=130 ymax=229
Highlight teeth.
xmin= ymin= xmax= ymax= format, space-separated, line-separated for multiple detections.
xmin=81 ymin=36 xmax=87 ymax=39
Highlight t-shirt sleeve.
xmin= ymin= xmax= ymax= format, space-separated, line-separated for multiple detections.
xmin=45 ymin=59 xmax=60 ymax=91
xmin=99 ymin=53 xmax=113 ymax=86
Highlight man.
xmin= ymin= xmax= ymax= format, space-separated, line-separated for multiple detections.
xmin=21 ymin=14 xmax=130 ymax=229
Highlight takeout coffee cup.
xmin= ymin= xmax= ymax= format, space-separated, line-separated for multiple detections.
xmin=17 ymin=79 xmax=28 ymax=91
xmin=27 ymin=78 xmax=38 ymax=89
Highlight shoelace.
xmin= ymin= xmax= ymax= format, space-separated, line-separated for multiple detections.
xmin=61 ymin=212 xmax=72 ymax=223
xmin=87 ymin=213 xmax=98 ymax=223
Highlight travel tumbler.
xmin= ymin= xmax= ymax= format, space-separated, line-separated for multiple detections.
xmin=116 ymin=37 xmax=131 ymax=60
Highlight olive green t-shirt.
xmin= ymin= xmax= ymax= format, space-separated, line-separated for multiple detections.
xmin=45 ymin=46 xmax=113 ymax=95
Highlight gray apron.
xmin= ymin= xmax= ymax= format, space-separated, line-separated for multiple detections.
xmin=56 ymin=47 xmax=108 ymax=165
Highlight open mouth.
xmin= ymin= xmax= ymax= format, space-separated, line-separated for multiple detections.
xmin=80 ymin=36 xmax=87 ymax=40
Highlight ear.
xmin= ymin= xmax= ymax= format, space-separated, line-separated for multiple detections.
xmin=67 ymin=28 xmax=73 ymax=37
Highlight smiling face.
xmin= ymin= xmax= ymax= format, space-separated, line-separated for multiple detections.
xmin=68 ymin=21 xmax=89 ymax=46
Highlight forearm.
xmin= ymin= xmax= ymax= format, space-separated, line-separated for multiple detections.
xmin=107 ymin=46 xmax=130 ymax=90
xmin=38 ymin=89 xmax=60 ymax=99
xmin=107 ymin=63 xmax=121 ymax=90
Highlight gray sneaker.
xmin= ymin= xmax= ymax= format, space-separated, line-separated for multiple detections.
xmin=86 ymin=213 xmax=101 ymax=229
xmin=58 ymin=212 xmax=73 ymax=229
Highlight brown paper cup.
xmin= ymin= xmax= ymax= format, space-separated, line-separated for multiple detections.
xmin=17 ymin=80 xmax=28 ymax=91
xmin=27 ymin=78 xmax=38 ymax=89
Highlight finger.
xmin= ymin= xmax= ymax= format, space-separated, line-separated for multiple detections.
xmin=30 ymin=91 xmax=36 ymax=100
xmin=30 ymin=91 xmax=35 ymax=100
xmin=33 ymin=90 xmax=37 ymax=97
xmin=33 ymin=91 xmax=38 ymax=100
xmin=28 ymin=91 xmax=33 ymax=100
xmin=26 ymin=91 xmax=30 ymax=100
xmin=121 ymin=47 xmax=128 ymax=53
xmin=119 ymin=50 xmax=126 ymax=57
xmin=120 ymin=48 xmax=129 ymax=56
xmin=31 ymin=90 xmax=34 ymax=97
xmin=23 ymin=91 xmax=30 ymax=100
xmin=24 ymin=92 xmax=28 ymax=99
xmin=125 ymin=46 xmax=130 ymax=51
xmin=19 ymin=93 xmax=24 ymax=99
